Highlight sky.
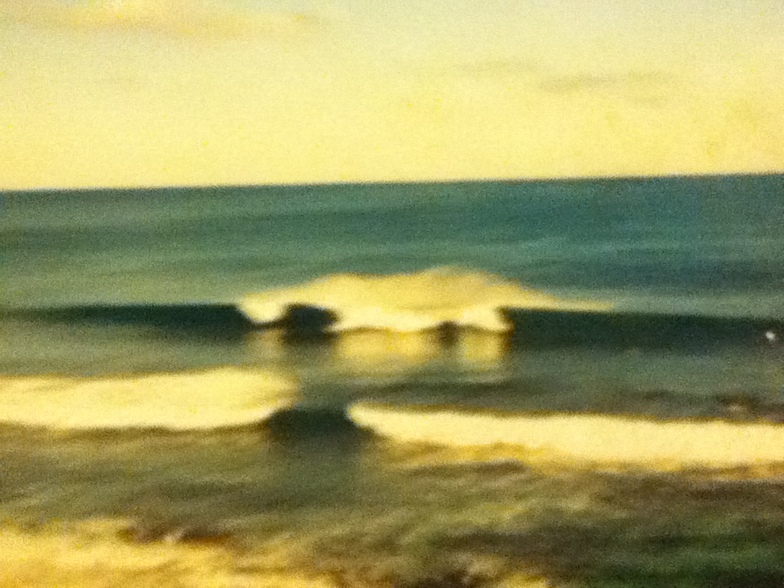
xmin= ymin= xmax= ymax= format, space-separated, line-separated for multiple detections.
xmin=1 ymin=0 xmax=783 ymax=190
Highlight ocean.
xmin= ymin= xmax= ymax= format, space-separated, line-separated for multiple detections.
xmin=1 ymin=174 xmax=783 ymax=587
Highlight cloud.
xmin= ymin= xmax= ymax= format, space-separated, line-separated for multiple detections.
xmin=448 ymin=59 xmax=671 ymax=89
xmin=0 ymin=0 xmax=320 ymax=40
xmin=537 ymin=71 xmax=671 ymax=95
xmin=442 ymin=59 xmax=675 ymax=107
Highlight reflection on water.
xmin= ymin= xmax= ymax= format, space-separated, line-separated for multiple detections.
xmin=244 ymin=327 xmax=511 ymax=381
xmin=332 ymin=330 xmax=444 ymax=374
xmin=457 ymin=330 xmax=510 ymax=369
xmin=245 ymin=328 xmax=288 ymax=363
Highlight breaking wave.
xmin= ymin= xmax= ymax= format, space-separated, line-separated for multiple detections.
xmin=0 ymin=368 xmax=298 ymax=431
xmin=6 ymin=267 xmax=777 ymax=348
xmin=348 ymin=402 xmax=784 ymax=470
xmin=237 ymin=267 xmax=610 ymax=332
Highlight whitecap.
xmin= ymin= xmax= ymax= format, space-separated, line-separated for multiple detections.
xmin=0 ymin=368 xmax=298 ymax=431
xmin=348 ymin=402 xmax=784 ymax=470
xmin=238 ymin=267 xmax=609 ymax=333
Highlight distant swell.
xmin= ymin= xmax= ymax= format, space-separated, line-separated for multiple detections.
xmin=348 ymin=403 xmax=784 ymax=470
xmin=0 ymin=368 xmax=298 ymax=431
xmin=4 ymin=304 xmax=255 ymax=338
xmin=4 ymin=267 xmax=779 ymax=348
xmin=237 ymin=267 xmax=610 ymax=332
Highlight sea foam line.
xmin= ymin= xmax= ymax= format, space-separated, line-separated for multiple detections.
xmin=0 ymin=368 xmax=298 ymax=431
xmin=348 ymin=403 xmax=784 ymax=470
xmin=238 ymin=267 xmax=609 ymax=332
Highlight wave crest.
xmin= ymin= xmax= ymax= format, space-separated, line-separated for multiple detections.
xmin=0 ymin=368 xmax=298 ymax=431
xmin=238 ymin=268 xmax=609 ymax=332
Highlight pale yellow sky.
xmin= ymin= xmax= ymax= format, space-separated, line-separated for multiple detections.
xmin=1 ymin=0 xmax=783 ymax=190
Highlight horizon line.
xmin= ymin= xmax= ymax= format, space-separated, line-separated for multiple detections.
xmin=2 ymin=169 xmax=782 ymax=195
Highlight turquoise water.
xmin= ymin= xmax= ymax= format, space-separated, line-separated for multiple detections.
xmin=2 ymin=174 xmax=784 ymax=586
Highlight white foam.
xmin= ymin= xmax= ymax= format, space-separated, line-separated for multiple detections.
xmin=0 ymin=368 xmax=298 ymax=431
xmin=348 ymin=403 xmax=784 ymax=470
xmin=0 ymin=520 xmax=338 ymax=588
xmin=238 ymin=267 xmax=609 ymax=332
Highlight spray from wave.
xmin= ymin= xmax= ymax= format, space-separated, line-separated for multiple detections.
xmin=238 ymin=267 xmax=610 ymax=332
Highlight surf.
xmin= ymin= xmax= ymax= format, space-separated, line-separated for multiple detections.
xmin=348 ymin=402 xmax=784 ymax=471
xmin=237 ymin=267 xmax=610 ymax=333
xmin=0 ymin=368 xmax=298 ymax=431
